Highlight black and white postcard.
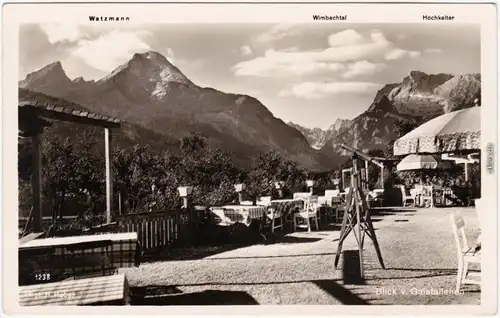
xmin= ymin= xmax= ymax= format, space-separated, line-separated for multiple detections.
xmin=2 ymin=1 xmax=498 ymax=316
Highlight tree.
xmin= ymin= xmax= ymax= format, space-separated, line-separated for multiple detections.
xmin=246 ymin=150 xmax=307 ymax=199
xmin=180 ymin=133 xmax=207 ymax=154
xmin=113 ymin=145 xmax=168 ymax=213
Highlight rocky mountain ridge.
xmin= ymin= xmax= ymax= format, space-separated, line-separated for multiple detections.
xmin=20 ymin=51 xmax=337 ymax=170
xmin=317 ymin=71 xmax=481 ymax=156
xmin=287 ymin=118 xmax=352 ymax=150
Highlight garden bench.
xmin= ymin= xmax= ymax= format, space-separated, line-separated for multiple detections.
xmin=19 ymin=274 xmax=130 ymax=306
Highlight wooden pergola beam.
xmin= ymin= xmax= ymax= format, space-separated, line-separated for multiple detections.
xmin=19 ymin=101 xmax=121 ymax=129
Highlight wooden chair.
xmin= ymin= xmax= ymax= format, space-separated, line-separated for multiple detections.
xmin=321 ymin=192 xmax=343 ymax=223
xmin=399 ymin=185 xmax=415 ymax=207
xmin=330 ymin=196 xmax=344 ymax=223
xmin=266 ymin=205 xmax=283 ymax=233
xmin=421 ymin=186 xmax=434 ymax=207
xmin=293 ymin=196 xmax=319 ymax=232
xmin=451 ymin=212 xmax=481 ymax=293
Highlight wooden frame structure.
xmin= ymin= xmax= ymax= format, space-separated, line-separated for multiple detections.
xmin=19 ymin=101 xmax=121 ymax=232
xmin=342 ymin=158 xmax=385 ymax=190
xmin=335 ymin=144 xmax=386 ymax=279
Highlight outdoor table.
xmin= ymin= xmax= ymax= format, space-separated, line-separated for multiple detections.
xmin=269 ymin=199 xmax=304 ymax=228
xmin=19 ymin=232 xmax=140 ymax=285
xmin=210 ymin=205 xmax=267 ymax=226
xmin=210 ymin=205 xmax=271 ymax=241
xmin=19 ymin=273 xmax=130 ymax=306
xmin=410 ymin=186 xmax=459 ymax=207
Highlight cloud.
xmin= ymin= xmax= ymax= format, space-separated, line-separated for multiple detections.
xmin=233 ymin=56 xmax=345 ymax=77
xmin=282 ymin=47 xmax=300 ymax=52
xmin=70 ymin=30 xmax=152 ymax=72
xmin=166 ymin=48 xmax=175 ymax=57
xmin=425 ymin=48 xmax=443 ymax=54
xmin=255 ymin=24 xmax=303 ymax=44
xmin=164 ymin=47 xmax=176 ymax=64
xmin=40 ymin=24 xmax=86 ymax=44
xmin=328 ymin=29 xmax=367 ymax=47
xmin=39 ymin=24 xmax=154 ymax=72
xmin=233 ymin=29 xmax=421 ymax=78
xmin=279 ymin=81 xmax=380 ymax=99
xmin=385 ymin=48 xmax=421 ymax=60
xmin=240 ymin=45 xmax=253 ymax=56
xmin=342 ymin=61 xmax=386 ymax=79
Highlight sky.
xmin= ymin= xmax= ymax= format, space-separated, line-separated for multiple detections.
xmin=19 ymin=23 xmax=480 ymax=129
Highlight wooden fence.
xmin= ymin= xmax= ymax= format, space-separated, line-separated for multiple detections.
xmin=18 ymin=206 xmax=208 ymax=252
xmin=114 ymin=206 xmax=206 ymax=251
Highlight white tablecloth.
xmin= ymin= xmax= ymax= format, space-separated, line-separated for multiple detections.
xmin=210 ymin=205 xmax=267 ymax=226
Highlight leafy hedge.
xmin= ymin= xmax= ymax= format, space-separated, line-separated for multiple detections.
xmin=18 ymin=125 xmax=481 ymax=230
xmin=18 ymin=132 xmax=338 ymax=221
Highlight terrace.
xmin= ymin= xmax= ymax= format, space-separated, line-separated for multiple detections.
xmin=121 ymin=207 xmax=480 ymax=305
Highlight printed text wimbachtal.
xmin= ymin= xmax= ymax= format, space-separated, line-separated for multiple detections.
xmin=312 ymin=15 xmax=347 ymax=21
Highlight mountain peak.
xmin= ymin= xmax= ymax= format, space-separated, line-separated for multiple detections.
xmin=400 ymin=71 xmax=453 ymax=94
xmin=99 ymin=51 xmax=193 ymax=99
xmin=44 ymin=61 xmax=64 ymax=71
xmin=24 ymin=61 xmax=66 ymax=79
xmin=135 ymin=51 xmax=170 ymax=63
xmin=20 ymin=61 xmax=72 ymax=90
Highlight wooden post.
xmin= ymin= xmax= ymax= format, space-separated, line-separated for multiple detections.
xmin=118 ymin=192 xmax=122 ymax=215
xmin=342 ymin=170 xmax=346 ymax=190
xmin=364 ymin=160 xmax=369 ymax=187
xmin=177 ymin=186 xmax=193 ymax=243
xmin=464 ymin=162 xmax=469 ymax=181
xmin=32 ymin=133 xmax=43 ymax=233
xmin=234 ymin=183 xmax=246 ymax=204
xmin=380 ymin=165 xmax=384 ymax=189
xmin=352 ymin=157 xmax=364 ymax=278
xmin=177 ymin=186 xmax=193 ymax=209
xmin=105 ymin=128 xmax=113 ymax=224
xmin=306 ymin=180 xmax=315 ymax=195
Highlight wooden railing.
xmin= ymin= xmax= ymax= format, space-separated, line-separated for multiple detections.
xmin=114 ymin=206 xmax=207 ymax=251
xmin=18 ymin=206 xmax=208 ymax=251
xmin=114 ymin=210 xmax=179 ymax=250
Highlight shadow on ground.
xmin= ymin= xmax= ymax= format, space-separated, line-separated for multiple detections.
xmin=130 ymin=279 xmax=375 ymax=305
xmin=143 ymin=231 xmax=326 ymax=262
xmin=132 ymin=289 xmax=259 ymax=305
xmin=363 ymin=267 xmax=458 ymax=280
xmin=313 ymin=279 xmax=374 ymax=305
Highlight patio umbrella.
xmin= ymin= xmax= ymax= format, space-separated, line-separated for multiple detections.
xmin=393 ymin=106 xmax=480 ymax=156
xmin=397 ymin=154 xmax=452 ymax=171
xmin=397 ymin=154 xmax=452 ymax=184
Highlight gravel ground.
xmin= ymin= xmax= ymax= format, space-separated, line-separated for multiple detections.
xmin=120 ymin=207 xmax=481 ymax=305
